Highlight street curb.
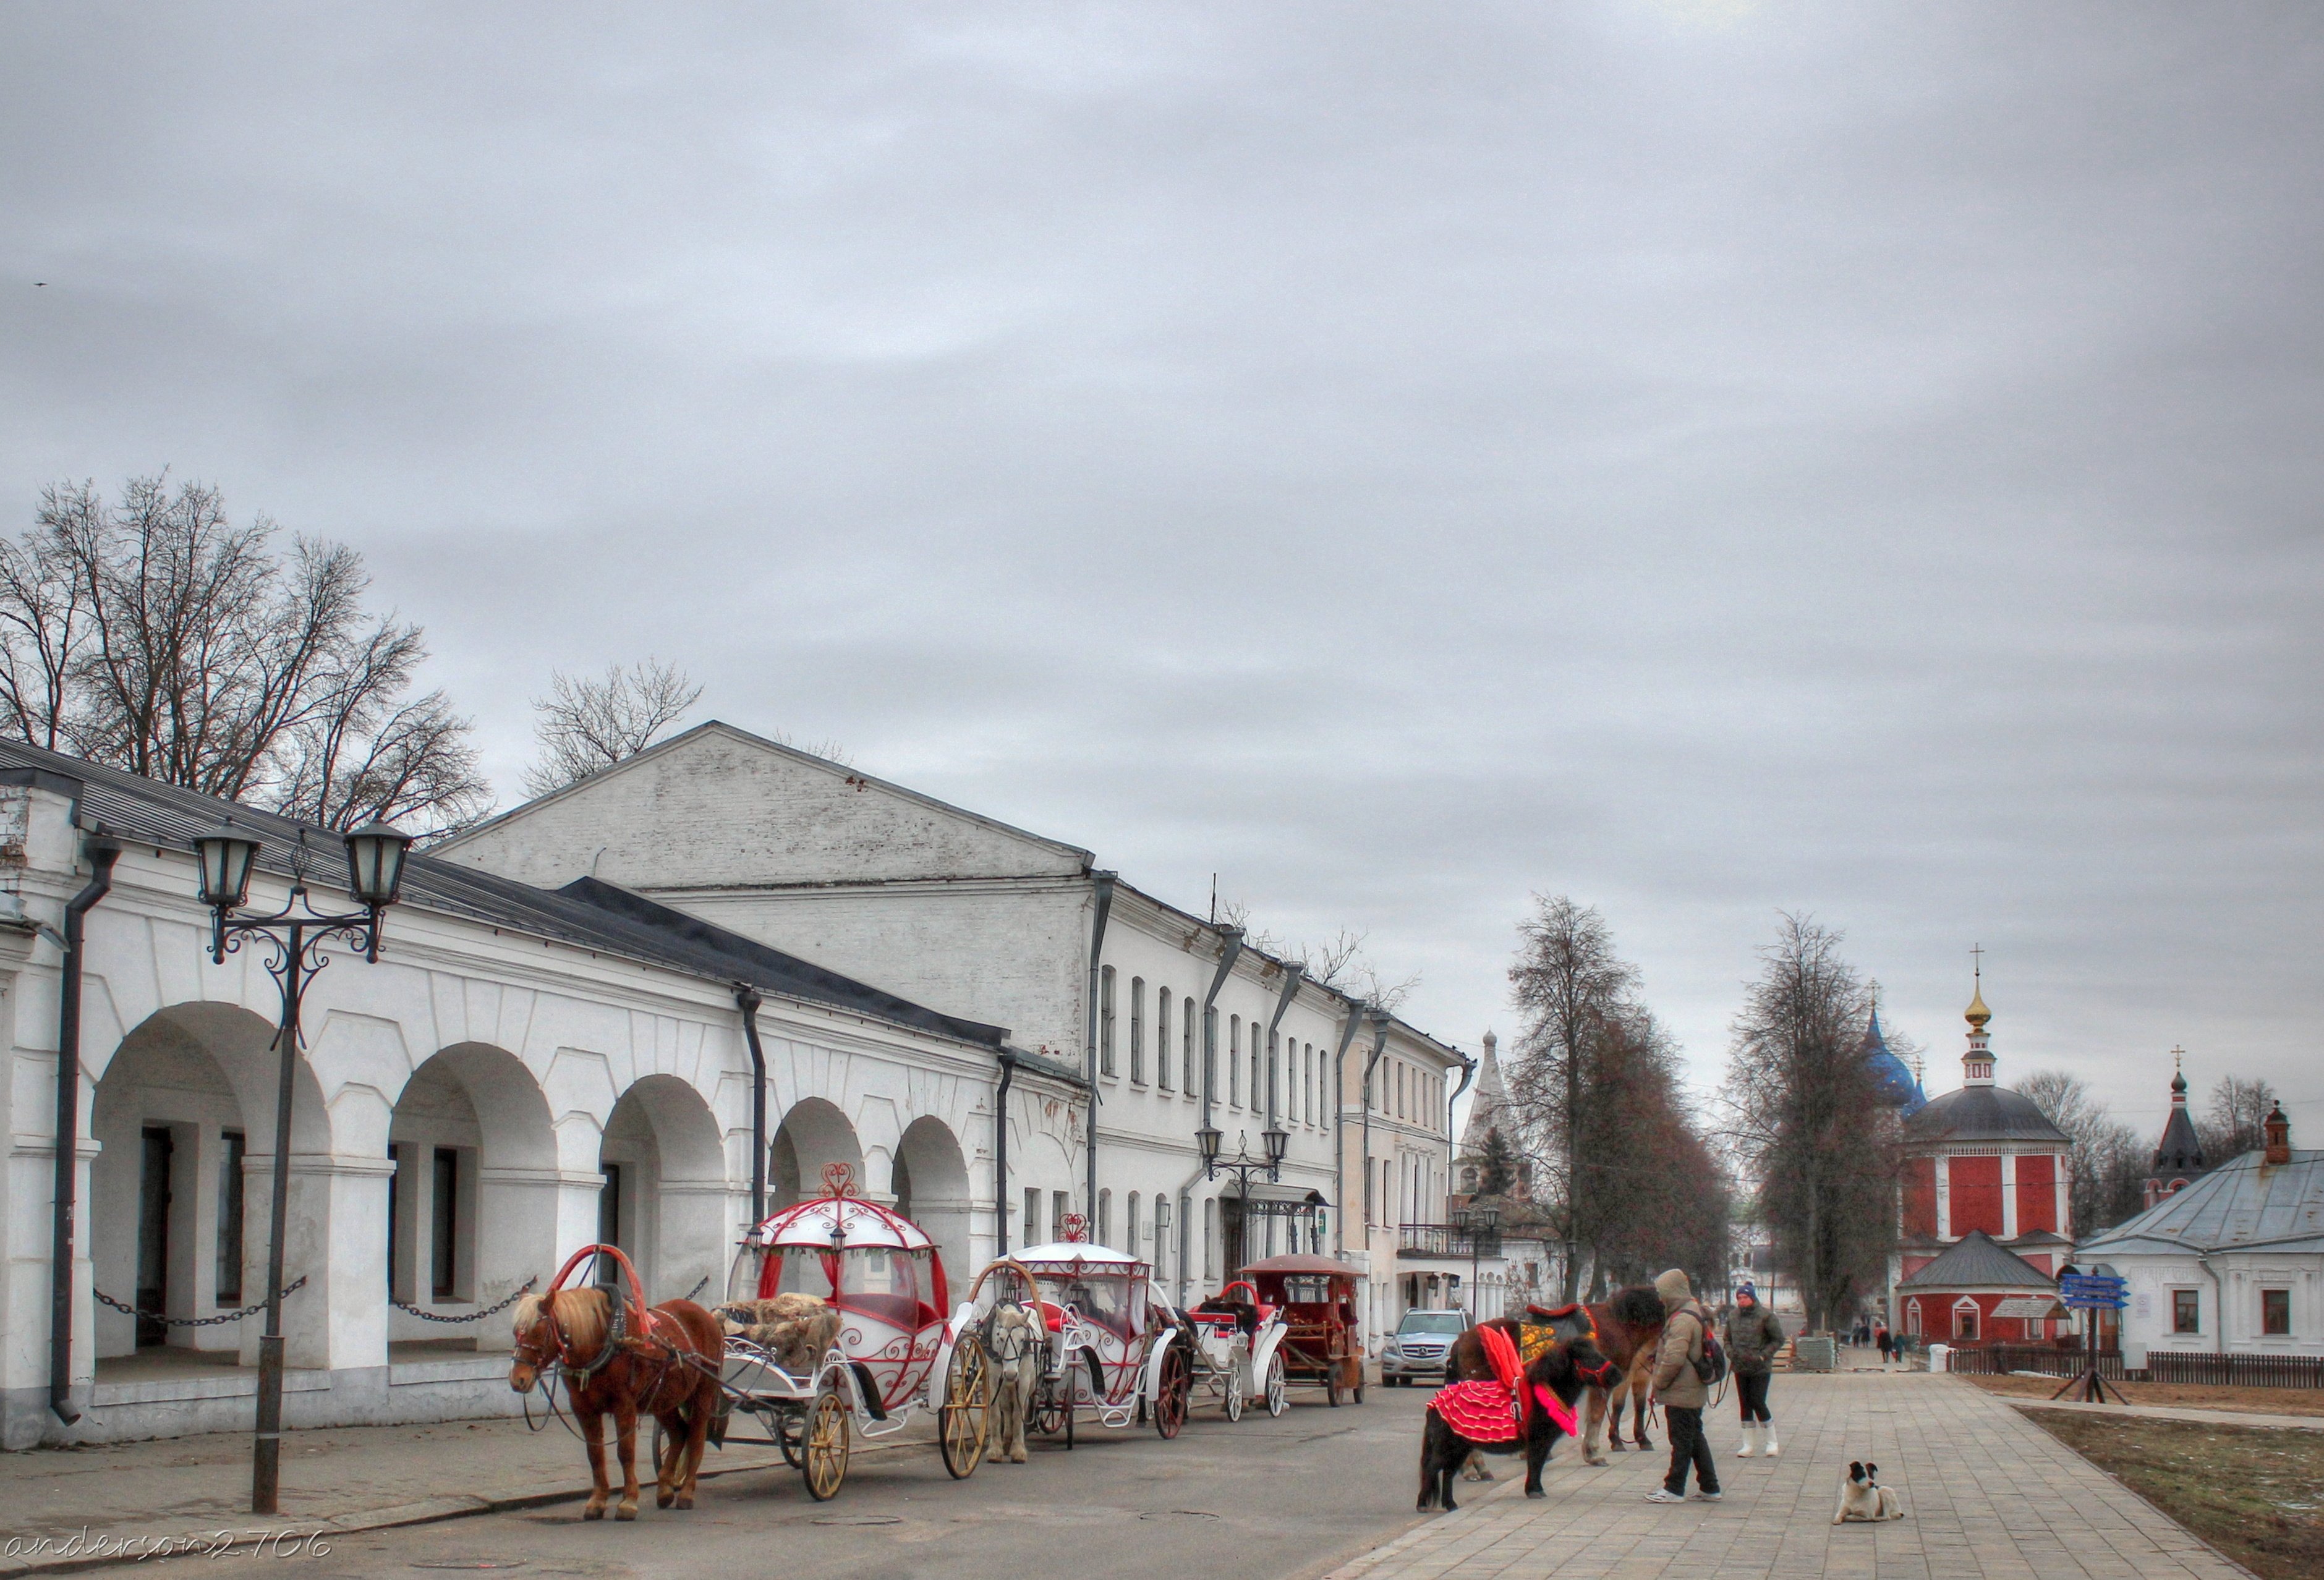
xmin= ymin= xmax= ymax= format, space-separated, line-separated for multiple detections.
xmin=1 ymin=1437 xmax=928 ymax=1576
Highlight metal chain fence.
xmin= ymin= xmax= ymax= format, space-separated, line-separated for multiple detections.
xmin=93 ymin=1275 xmax=309 ymax=1328
xmin=390 ymin=1275 xmax=538 ymax=1323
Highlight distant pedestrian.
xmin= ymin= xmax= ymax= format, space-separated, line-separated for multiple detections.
xmin=1874 ymin=1325 xmax=1894 ymax=1368
xmin=1643 ymin=1268 xmax=1721 ymax=1504
xmin=1725 ymin=1283 xmax=1785 ymax=1458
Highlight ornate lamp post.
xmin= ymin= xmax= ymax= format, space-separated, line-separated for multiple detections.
xmin=192 ymin=819 xmax=412 ymax=1515
xmin=1453 ymin=1200 xmax=1500 ymax=1320
xmin=1199 ymin=1120 xmax=1290 ymax=1268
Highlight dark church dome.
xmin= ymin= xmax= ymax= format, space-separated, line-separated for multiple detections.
xmin=1904 ymin=1084 xmax=2069 ymax=1145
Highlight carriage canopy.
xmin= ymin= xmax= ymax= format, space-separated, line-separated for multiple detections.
xmin=733 ymin=1171 xmax=950 ymax=1335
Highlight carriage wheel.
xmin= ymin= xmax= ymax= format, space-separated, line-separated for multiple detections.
xmin=1153 ymin=1346 xmax=1191 ymax=1440
xmin=777 ymin=1406 xmax=805 ymax=1469
xmin=802 ymin=1390 xmax=849 ymax=1501
xmin=1264 ymin=1352 xmax=1288 ymax=1417
xmin=1325 ymin=1370 xmax=1342 ymax=1408
xmin=939 ymin=1342 xmax=991 ymax=1480
xmin=1224 ymin=1362 xmax=1245 ymax=1422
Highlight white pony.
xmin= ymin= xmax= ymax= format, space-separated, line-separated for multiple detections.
xmin=984 ymin=1303 xmax=1042 ymax=1463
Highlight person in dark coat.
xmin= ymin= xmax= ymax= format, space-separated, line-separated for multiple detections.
xmin=1724 ymin=1283 xmax=1786 ymax=1458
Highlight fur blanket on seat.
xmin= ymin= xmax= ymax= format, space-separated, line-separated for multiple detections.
xmin=713 ymin=1294 xmax=840 ymax=1376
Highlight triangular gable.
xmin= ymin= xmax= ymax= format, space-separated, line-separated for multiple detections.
xmin=440 ymin=721 xmax=1091 ymax=890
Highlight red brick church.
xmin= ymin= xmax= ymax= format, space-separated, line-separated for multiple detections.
xmin=1890 ymin=977 xmax=2073 ymax=1343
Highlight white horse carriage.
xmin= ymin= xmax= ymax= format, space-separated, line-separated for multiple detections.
xmin=969 ymin=1228 xmax=1193 ymax=1447
xmin=1183 ymin=1278 xmax=1292 ymax=1420
xmin=708 ymin=1165 xmax=991 ymax=1498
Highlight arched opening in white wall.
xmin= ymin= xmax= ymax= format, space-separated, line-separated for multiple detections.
xmin=890 ymin=1116 xmax=973 ymax=1290
xmin=598 ymin=1075 xmax=728 ymax=1303
xmin=388 ymin=1044 xmax=556 ymax=1353
xmin=769 ymin=1097 xmax=863 ymax=1211
xmin=88 ymin=1003 xmax=325 ymax=1372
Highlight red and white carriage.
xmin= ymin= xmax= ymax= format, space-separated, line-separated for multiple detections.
xmin=714 ymin=1166 xmax=990 ymax=1498
xmin=976 ymin=1230 xmax=1192 ymax=1445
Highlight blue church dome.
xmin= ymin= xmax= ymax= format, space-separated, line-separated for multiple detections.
xmin=1862 ymin=1005 xmax=1926 ymax=1114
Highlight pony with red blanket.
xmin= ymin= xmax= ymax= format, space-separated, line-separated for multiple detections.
xmin=1447 ymin=1286 xmax=1665 ymax=1467
xmin=509 ymin=1246 xmax=724 ymax=1521
xmin=1417 ymin=1320 xmax=1614 ymax=1512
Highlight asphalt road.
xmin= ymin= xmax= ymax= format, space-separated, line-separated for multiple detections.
xmin=194 ymin=1385 xmax=1445 ymax=1580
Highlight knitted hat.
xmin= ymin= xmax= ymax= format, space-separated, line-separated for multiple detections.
xmin=1735 ymin=1282 xmax=1758 ymax=1303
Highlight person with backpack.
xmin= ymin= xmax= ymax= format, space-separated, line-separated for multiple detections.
xmin=1724 ymin=1283 xmax=1786 ymax=1458
xmin=1644 ymin=1267 xmax=1723 ymax=1503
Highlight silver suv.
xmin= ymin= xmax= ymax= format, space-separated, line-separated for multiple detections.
xmin=1380 ymin=1309 xmax=1468 ymax=1385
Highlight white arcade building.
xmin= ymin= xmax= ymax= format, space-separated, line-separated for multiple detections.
xmin=1 ymin=740 xmax=1083 ymax=1448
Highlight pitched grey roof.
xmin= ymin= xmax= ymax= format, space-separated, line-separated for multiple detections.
xmin=2152 ymin=1085 xmax=2207 ymax=1179
xmin=1897 ymin=1230 xmax=2058 ymax=1291
xmin=0 ymin=740 xmax=1028 ymax=1058
xmin=1903 ymin=1084 xmax=2070 ymax=1145
xmin=2078 ymin=1148 xmax=2324 ymax=1259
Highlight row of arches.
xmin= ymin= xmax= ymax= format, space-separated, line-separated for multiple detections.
xmin=87 ymin=1001 xmax=974 ymax=1374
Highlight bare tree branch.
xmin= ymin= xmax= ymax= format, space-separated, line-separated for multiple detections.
xmin=520 ymin=658 xmax=702 ymax=798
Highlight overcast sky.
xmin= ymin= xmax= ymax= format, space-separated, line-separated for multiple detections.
xmin=6 ymin=2 xmax=2320 ymax=1139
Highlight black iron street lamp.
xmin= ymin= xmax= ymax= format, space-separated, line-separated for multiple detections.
xmin=193 ymin=818 xmax=411 ymax=1516
xmin=1453 ymin=1200 xmax=1500 ymax=1320
xmin=1201 ymin=1120 xmax=1290 ymax=1265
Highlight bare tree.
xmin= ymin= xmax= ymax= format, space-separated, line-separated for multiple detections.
xmin=2019 ymin=1069 xmax=2152 ymax=1236
xmin=2197 ymin=1074 xmax=2279 ymax=1162
xmin=0 ymin=475 xmax=490 ymax=834
xmin=520 ymin=658 xmax=702 ymax=797
xmin=1506 ymin=895 xmax=1638 ymax=1300
xmin=1212 ymin=907 xmax=1419 ymax=1011
xmin=1722 ymin=913 xmax=1897 ymax=1333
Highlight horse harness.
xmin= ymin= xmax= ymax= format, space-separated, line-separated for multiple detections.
xmin=522 ymin=1298 xmax=699 ymax=1403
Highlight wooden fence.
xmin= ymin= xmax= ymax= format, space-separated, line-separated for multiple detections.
xmin=2143 ymin=1351 xmax=2324 ymax=1390
xmin=1945 ymin=1344 xmax=2123 ymax=1381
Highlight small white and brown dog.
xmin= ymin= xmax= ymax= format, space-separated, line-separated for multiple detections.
xmin=1832 ymin=1461 xmax=1905 ymax=1523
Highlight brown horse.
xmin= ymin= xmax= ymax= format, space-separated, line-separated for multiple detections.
xmin=509 ymin=1257 xmax=725 ymax=1522
xmin=1447 ymin=1286 xmax=1666 ymax=1467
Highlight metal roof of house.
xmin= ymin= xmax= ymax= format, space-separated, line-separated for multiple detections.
xmin=0 ymin=741 xmax=1026 ymax=1056
xmin=2077 ymin=1147 xmax=2324 ymax=1259
xmin=1897 ymin=1230 xmax=2058 ymax=1291
xmin=1903 ymin=1084 xmax=2070 ymax=1145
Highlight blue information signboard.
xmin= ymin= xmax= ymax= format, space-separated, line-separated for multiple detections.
xmin=2058 ymin=1273 xmax=2127 ymax=1310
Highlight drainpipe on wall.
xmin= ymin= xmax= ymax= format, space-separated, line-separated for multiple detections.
xmin=1199 ymin=927 xmax=1244 ymax=1147
xmin=1263 ymin=964 xmax=1305 ymax=1142
xmin=1447 ymin=1050 xmax=1476 ymax=1205
xmin=734 ymin=986 xmax=768 ymax=1226
xmin=995 ymin=1051 xmax=1018 ymax=1255
xmin=1329 ymin=1001 xmax=1366 ymax=1255
xmin=1083 ymin=872 xmax=1115 ymax=1227
xmin=49 ymin=831 xmax=119 ymax=1425
xmin=1358 ymin=1008 xmax=1391 ymax=1234
xmin=2197 ymin=1251 xmax=2225 ymax=1355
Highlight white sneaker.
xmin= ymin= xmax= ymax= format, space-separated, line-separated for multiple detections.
xmin=1735 ymin=1423 xmax=1758 ymax=1458
xmin=1645 ymin=1489 xmax=1688 ymax=1504
xmin=1692 ymin=1490 xmax=1723 ymax=1501
xmin=1763 ymin=1428 xmax=1780 ymax=1458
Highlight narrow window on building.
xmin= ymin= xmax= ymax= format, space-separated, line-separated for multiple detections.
xmin=431 ymin=1146 xmax=461 ymax=1300
xmin=1098 ymin=1188 xmax=1112 ymax=1246
xmin=2262 ymin=1288 xmax=2291 ymax=1336
xmin=1156 ymin=990 xmax=1173 ymax=1090
xmin=1267 ymin=1030 xmax=1279 ymax=1123
xmin=1184 ymin=997 xmax=1197 ymax=1094
xmin=1130 ymin=977 xmax=1145 ymax=1084
xmin=1251 ymin=1033 xmax=1262 ymax=1116
xmin=1155 ymin=1196 xmax=1173 ymax=1280
xmin=2172 ymin=1288 xmax=2200 ymax=1333
xmin=217 ymin=1129 xmax=245 ymax=1306
xmin=1024 ymin=1187 xmax=1041 ymax=1244
xmin=1053 ymin=1190 xmax=1071 ymax=1243
xmin=1203 ymin=1197 xmax=1217 ymax=1280
xmin=1126 ymin=1191 xmax=1140 ymax=1254
xmin=1304 ymin=1045 xmax=1314 ymax=1125
xmin=1229 ymin=1016 xmax=1241 ymax=1106
xmin=1100 ymin=965 xmax=1117 ymax=1077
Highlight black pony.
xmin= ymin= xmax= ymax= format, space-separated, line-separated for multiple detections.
xmin=1416 ymin=1328 xmax=1615 ymax=1513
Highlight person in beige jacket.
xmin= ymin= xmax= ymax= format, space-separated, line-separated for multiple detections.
xmin=1643 ymin=1268 xmax=1720 ymax=1503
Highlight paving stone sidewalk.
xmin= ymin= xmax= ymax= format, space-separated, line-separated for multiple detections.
xmin=1328 ymin=1370 xmax=2248 ymax=1580
xmin=0 ymin=1411 xmax=924 ymax=1573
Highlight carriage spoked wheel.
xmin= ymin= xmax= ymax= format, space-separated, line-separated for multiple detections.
xmin=777 ymin=1404 xmax=806 ymax=1469
xmin=1224 ymin=1360 xmax=1245 ymax=1422
xmin=1152 ymin=1346 xmax=1191 ymax=1440
xmin=1263 ymin=1352 xmax=1288 ymax=1417
xmin=939 ymin=1340 xmax=992 ymax=1479
xmin=1325 ymin=1370 xmax=1342 ymax=1408
xmin=802 ymin=1389 xmax=850 ymax=1501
